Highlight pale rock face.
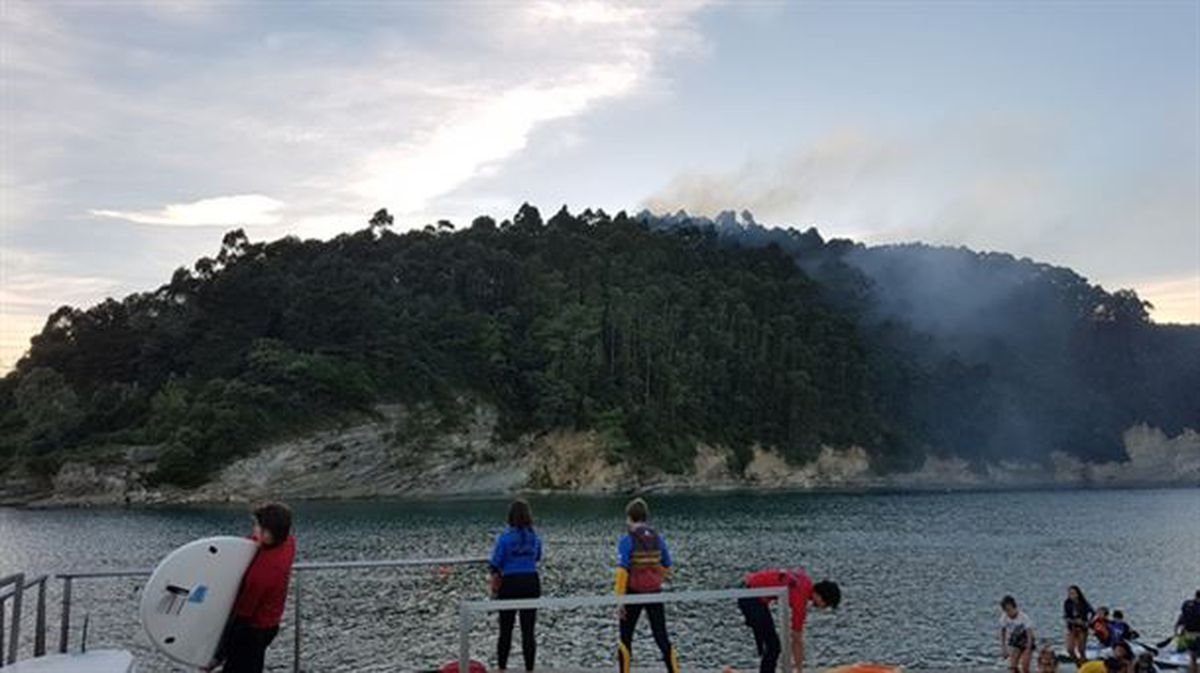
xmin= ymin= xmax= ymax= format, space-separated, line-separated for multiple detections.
xmin=528 ymin=430 xmax=630 ymax=492
xmin=743 ymin=445 xmax=872 ymax=488
xmin=690 ymin=443 xmax=735 ymax=483
xmin=1122 ymin=424 xmax=1200 ymax=477
xmin=16 ymin=410 xmax=1200 ymax=506
xmin=811 ymin=445 xmax=872 ymax=483
xmin=893 ymin=455 xmax=982 ymax=487
xmin=743 ymin=446 xmax=791 ymax=485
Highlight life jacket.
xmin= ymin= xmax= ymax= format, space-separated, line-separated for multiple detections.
xmin=627 ymin=525 xmax=665 ymax=593
xmin=1091 ymin=616 xmax=1111 ymax=645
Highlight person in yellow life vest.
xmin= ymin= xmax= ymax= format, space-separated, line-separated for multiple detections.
xmin=615 ymin=498 xmax=679 ymax=673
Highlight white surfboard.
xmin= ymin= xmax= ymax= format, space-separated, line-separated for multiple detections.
xmin=139 ymin=536 xmax=259 ymax=668
xmin=1154 ymin=644 xmax=1194 ymax=670
xmin=1077 ymin=641 xmax=1191 ymax=670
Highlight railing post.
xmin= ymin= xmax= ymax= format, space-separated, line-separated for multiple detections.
xmin=292 ymin=571 xmax=302 ymax=673
xmin=778 ymin=587 xmax=792 ymax=673
xmin=58 ymin=576 xmax=71 ymax=654
xmin=33 ymin=577 xmax=46 ymax=657
xmin=5 ymin=574 xmax=22 ymax=666
xmin=458 ymin=603 xmax=472 ymax=673
xmin=2 ymin=574 xmax=22 ymax=666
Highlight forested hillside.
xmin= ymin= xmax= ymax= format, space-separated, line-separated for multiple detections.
xmin=2 ymin=205 xmax=1196 ymax=488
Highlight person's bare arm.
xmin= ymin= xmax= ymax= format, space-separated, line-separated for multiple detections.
xmin=1000 ymin=628 xmax=1008 ymax=658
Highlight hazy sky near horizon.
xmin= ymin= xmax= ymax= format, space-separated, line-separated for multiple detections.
xmin=2 ymin=0 xmax=1198 ymax=371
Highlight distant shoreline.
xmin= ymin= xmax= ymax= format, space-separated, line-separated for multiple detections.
xmin=5 ymin=479 xmax=1198 ymax=510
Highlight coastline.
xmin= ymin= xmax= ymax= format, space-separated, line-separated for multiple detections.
xmin=3 ymin=405 xmax=1197 ymax=509
xmin=4 ymin=475 xmax=1198 ymax=510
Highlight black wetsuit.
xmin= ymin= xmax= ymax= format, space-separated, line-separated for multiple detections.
xmin=738 ymin=598 xmax=782 ymax=673
xmin=497 ymin=573 xmax=541 ymax=671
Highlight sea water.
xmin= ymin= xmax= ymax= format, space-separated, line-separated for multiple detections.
xmin=1 ymin=488 xmax=1197 ymax=672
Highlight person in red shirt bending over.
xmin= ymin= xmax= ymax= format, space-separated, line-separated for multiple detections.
xmin=738 ymin=568 xmax=840 ymax=673
xmin=220 ymin=502 xmax=297 ymax=673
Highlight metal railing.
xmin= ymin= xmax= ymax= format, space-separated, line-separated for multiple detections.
xmin=15 ymin=561 xmax=792 ymax=673
xmin=52 ymin=555 xmax=490 ymax=672
xmin=0 ymin=573 xmax=49 ymax=667
xmin=458 ymin=586 xmax=794 ymax=673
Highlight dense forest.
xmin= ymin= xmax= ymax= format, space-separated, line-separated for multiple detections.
xmin=2 ymin=205 xmax=1197 ymax=487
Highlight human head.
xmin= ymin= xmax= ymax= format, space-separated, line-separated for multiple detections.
xmin=1133 ymin=652 xmax=1155 ymax=673
xmin=1097 ymin=606 xmax=1109 ymax=618
xmin=1113 ymin=642 xmax=1133 ymax=662
xmin=1037 ymin=646 xmax=1059 ymax=673
xmin=813 ymin=580 xmax=841 ymax=609
xmin=507 ymin=498 xmax=533 ymax=528
xmin=1113 ymin=609 xmax=1124 ymax=621
xmin=1001 ymin=595 xmax=1018 ymax=617
xmin=253 ymin=502 xmax=292 ymax=548
xmin=626 ymin=497 xmax=649 ymax=524
xmin=1069 ymin=585 xmax=1088 ymax=604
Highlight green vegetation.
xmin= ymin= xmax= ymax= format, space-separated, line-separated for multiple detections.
xmin=2 ymin=205 xmax=1196 ymax=487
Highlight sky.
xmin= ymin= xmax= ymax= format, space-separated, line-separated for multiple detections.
xmin=1 ymin=0 xmax=1198 ymax=371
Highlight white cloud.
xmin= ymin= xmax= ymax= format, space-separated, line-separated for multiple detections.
xmin=348 ymin=62 xmax=643 ymax=212
xmin=345 ymin=1 xmax=708 ymax=214
xmin=1 ymin=2 xmax=715 ymax=368
xmin=89 ymin=194 xmax=284 ymax=227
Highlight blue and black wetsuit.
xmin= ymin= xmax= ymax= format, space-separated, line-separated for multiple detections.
xmin=490 ymin=526 xmax=543 ymax=671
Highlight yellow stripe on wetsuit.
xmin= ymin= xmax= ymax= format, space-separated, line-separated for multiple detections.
xmin=615 ymin=567 xmax=629 ymax=595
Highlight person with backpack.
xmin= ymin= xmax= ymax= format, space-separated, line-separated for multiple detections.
xmin=614 ymin=498 xmax=679 ymax=673
xmin=1063 ymin=585 xmax=1094 ymax=664
xmin=1175 ymin=590 xmax=1200 ymax=673
xmin=490 ymin=499 xmax=543 ymax=673
xmin=999 ymin=595 xmax=1037 ymax=673
xmin=737 ymin=568 xmax=840 ymax=673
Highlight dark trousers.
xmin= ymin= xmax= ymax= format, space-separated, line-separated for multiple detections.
xmin=220 ymin=620 xmax=279 ymax=673
xmin=618 ymin=600 xmax=679 ymax=673
xmin=497 ymin=573 xmax=541 ymax=671
xmin=739 ymin=598 xmax=781 ymax=673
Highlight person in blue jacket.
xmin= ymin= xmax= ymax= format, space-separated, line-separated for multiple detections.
xmin=490 ymin=498 xmax=543 ymax=672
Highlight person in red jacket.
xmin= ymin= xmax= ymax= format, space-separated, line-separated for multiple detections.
xmin=737 ymin=568 xmax=840 ymax=673
xmin=219 ymin=502 xmax=296 ymax=673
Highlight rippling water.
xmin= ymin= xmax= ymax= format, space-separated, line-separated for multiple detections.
xmin=2 ymin=489 xmax=1197 ymax=672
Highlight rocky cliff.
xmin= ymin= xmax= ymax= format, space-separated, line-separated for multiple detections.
xmin=3 ymin=403 xmax=1197 ymax=507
